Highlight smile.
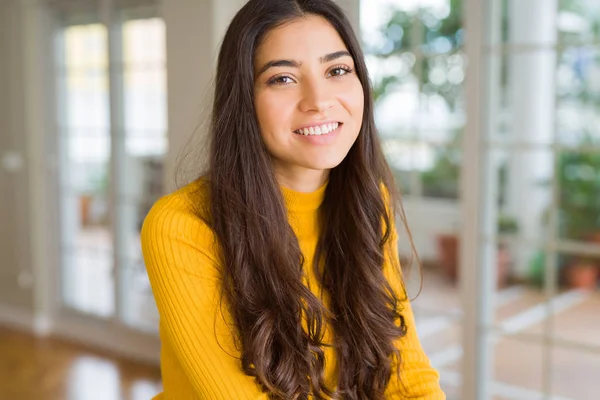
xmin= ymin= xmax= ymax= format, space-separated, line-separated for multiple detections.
xmin=293 ymin=122 xmax=341 ymax=136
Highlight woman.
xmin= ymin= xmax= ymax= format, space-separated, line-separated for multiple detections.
xmin=141 ymin=0 xmax=445 ymax=399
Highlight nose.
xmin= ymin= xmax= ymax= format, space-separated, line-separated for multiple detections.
xmin=298 ymin=79 xmax=335 ymax=114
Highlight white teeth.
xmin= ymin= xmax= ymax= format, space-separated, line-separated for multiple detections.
xmin=294 ymin=122 xmax=340 ymax=136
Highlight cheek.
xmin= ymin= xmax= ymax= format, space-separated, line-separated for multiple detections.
xmin=254 ymin=92 xmax=294 ymax=134
xmin=254 ymin=93 xmax=272 ymax=131
xmin=340 ymin=83 xmax=364 ymax=126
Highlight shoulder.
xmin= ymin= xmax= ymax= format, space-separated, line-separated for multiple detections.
xmin=142 ymin=177 xmax=208 ymax=229
xmin=141 ymin=178 xmax=220 ymax=275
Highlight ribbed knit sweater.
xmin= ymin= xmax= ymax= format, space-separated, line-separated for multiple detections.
xmin=141 ymin=178 xmax=445 ymax=399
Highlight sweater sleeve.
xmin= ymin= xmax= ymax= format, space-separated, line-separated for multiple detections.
xmin=141 ymin=195 xmax=269 ymax=400
xmin=383 ymin=224 xmax=446 ymax=399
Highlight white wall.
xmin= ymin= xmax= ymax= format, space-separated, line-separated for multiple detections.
xmin=0 ymin=0 xmax=37 ymax=316
xmin=0 ymin=0 xmax=61 ymax=334
xmin=160 ymin=0 xmax=214 ymax=191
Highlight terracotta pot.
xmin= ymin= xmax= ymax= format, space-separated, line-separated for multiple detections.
xmin=436 ymin=234 xmax=459 ymax=281
xmin=496 ymin=246 xmax=511 ymax=288
xmin=586 ymin=232 xmax=600 ymax=244
xmin=79 ymin=195 xmax=92 ymax=226
xmin=436 ymin=234 xmax=511 ymax=288
xmin=565 ymin=262 xmax=599 ymax=290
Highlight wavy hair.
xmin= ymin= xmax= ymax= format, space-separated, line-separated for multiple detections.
xmin=199 ymin=0 xmax=418 ymax=398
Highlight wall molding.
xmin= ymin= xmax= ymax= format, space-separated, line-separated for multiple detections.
xmin=51 ymin=313 xmax=161 ymax=366
xmin=0 ymin=303 xmax=160 ymax=366
xmin=0 ymin=303 xmax=36 ymax=332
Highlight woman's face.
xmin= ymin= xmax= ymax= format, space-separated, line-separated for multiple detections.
xmin=253 ymin=15 xmax=364 ymax=189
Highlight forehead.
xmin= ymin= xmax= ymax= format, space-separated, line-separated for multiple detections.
xmin=255 ymin=15 xmax=349 ymax=63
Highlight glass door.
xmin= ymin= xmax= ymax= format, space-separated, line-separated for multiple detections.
xmin=54 ymin=1 xmax=167 ymax=335
xmin=476 ymin=0 xmax=600 ymax=398
xmin=361 ymin=0 xmax=600 ymax=398
xmin=57 ymin=16 xmax=114 ymax=318
xmin=360 ymin=0 xmax=467 ymax=397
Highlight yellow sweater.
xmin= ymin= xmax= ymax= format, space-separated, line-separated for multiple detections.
xmin=141 ymin=179 xmax=445 ymax=399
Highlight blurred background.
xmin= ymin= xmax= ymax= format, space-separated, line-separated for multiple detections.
xmin=0 ymin=0 xmax=598 ymax=399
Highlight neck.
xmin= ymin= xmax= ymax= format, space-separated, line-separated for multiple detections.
xmin=274 ymin=166 xmax=330 ymax=193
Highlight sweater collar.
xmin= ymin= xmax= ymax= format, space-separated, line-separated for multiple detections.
xmin=280 ymin=181 xmax=327 ymax=213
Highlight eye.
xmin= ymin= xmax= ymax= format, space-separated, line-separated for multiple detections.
xmin=267 ymin=75 xmax=295 ymax=86
xmin=328 ymin=65 xmax=353 ymax=78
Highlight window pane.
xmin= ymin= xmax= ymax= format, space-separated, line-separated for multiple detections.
xmin=556 ymin=150 xmax=600 ymax=241
xmin=58 ymin=23 xmax=114 ymax=318
xmin=121 ymin=18 xmax=167 ymax=204
xmin=552 ymin=271 xmax=600 ymax=347
xmin=502 ymin=0 xmax=558 ymax=46
xmin=493 ymin=247 xmax=574 ymax=338
xmin=383 ymin=139 xmax=429 ymax=195
xmin=491 ymin=337 xmax=545 ymax=397
xmin=363 ymin=0 xmax=464 ymax=200
xmin=119 ymin=16 xmax=167 ymax=330
xmin=62 ymin=247 xmax=115 ymax=317
xmin=488 ymin=147 xmax=554 ymax=242
xmin=62 ymin=132 xmax=111 ymax=194
xmin=120 ymin=259 xmax=159 ymax=333
xmin=419 ymin=53 xmax=466 ymax=143
xmin=361 ymin=0 xmax=417 ymax=55
xmin=558 ymin=0 xmax=600 ymax=45
xmin=556 ymin=46 xmax=600 ymax=147
xmin=492 ymin=246 xmax=550 ymax=335
xmin=421 ymin=143 xmax=461 ymax=199
xmin=418 ymin=0 xmax=460 ymax=55
xmin=118 ymin=197 xmax=154 ymax=261
xmin=490 ymin=51 xmax=558 ymax=146
xmin=404 ymin=252 xmax=463 ymax=398
xmin=368 ymin=54 xmax=420 ymax=138
xmin=363 ymin=2 xmax=464 ymax=393
xmin=123 ymin=18 xmax=167 ymax=136
xmin=551 ymin=347 xmax=600 ymax=399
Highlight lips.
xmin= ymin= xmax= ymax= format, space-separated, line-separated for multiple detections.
xmin=292 ymin=122 xmax=342 ymax=145
xmin=293 ymin=122 xmax=342 ymax=136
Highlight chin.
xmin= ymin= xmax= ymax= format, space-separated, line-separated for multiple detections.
xmin=301 ymin=154 xmax=348 ymax=171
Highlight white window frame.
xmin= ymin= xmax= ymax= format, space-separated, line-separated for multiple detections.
xmin=22 ymin=0 xmax=162 ymax=364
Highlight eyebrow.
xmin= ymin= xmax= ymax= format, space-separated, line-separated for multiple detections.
xmin=256 ymin=50 xmax=352 ymax=77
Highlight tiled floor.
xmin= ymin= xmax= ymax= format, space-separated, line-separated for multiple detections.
xmin=410 ymin=267 xmax=600 ymax=400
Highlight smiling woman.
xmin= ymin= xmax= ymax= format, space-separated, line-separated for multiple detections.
xmin=141 ymin=0 xmax=445 ymax=399
xmin=253 ymin=16 xmax=364 ymax=190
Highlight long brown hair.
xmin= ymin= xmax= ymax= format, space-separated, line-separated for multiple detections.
xmin=199 ymin=0 xmax=417 ymax=398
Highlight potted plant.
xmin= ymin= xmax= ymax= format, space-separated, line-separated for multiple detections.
xmin=79 ymin=166 xmax=109 ymax=227
xmin=496 ymin=213 xmax=519 ymax=287
xmin=558 ymin=147 xmax=600 ymax=289
xmin=421 ymin=146 xmax=461 ymax=199
xmin=435 ymin=214 xmax=518 ymax=288
xmin=423 ymin=130 xmax=517 ymax=287
xmin=531 ymin=143 xmax=600 ymax=289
